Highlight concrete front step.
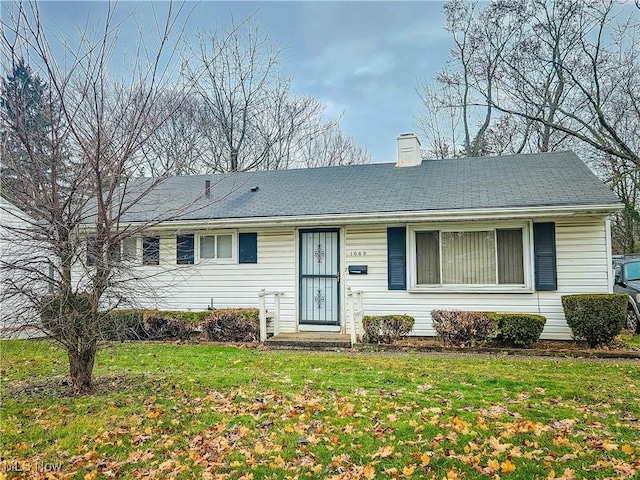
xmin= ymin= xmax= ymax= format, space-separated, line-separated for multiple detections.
xmin=264 ymin=332 xmax=352 ymax=350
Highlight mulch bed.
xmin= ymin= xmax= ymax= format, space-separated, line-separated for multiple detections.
xmin=357 ymin=335 xmax=640 ymax=360
xmin=7 ymin=374 xmax=149 ymax=399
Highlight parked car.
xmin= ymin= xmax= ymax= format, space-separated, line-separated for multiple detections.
xmin=612 ymin=255 xmax=640 ymax=333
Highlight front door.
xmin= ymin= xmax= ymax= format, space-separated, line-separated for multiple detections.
xmin=299 ymin=229 xmax=340 ymax=326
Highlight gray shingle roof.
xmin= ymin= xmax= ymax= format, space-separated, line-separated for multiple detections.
xmin=117 ymin=151 xmax=620 ymax=223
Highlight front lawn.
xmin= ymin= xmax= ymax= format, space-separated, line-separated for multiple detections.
xmin=621 ymin=332 xmax=640 ymax=348
xmin=1 ymin=340 xmax=639 ymax=479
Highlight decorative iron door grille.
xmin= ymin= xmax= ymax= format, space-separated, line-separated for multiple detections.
xmin=299 ymin=230 xmax=340 ymax=325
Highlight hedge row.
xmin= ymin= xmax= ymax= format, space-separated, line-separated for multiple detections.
xmin=431 ymin=309 xmax=547 ymax=348
xmin=431 ymin=293 xmax=628 ymax=348
xmin=136 ymin=308 xmax=259 ymax=342
xmin=41 ymin=293 xmax=626 ymax=348
xmin=41 ymin=304 xmax=260 ymax=342
xmin=201 ymin=308 xmax=261 ymax=342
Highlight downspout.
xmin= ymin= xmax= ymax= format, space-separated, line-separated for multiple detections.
xmin=605 ymin=217 xmax=613 ymax=293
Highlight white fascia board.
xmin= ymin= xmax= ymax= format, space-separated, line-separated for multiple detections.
xmin=100 ymin=203 xmax=623 ymax=233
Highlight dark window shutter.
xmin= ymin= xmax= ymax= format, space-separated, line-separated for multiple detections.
xmin=533 ymin=222 xmax=557 ymax=291
xmin=176 ymin=234 xmax=194 ymax=265
xmin=387 ymin=227 xmax=407 ymax=290
xmin=86 ymin=238 xmax=100 ymax=266
xmin=143 ymin=236 xmax=160 ymax=266
xmin=239 ymin=232 xmax=258 ymax=264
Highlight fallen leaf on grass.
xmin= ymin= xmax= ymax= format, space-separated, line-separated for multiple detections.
xmin=363 ymin=464 xmax=376 ymax=479
xmin=445 ymin=467 xmax=460 ymax=479
xmin=372 ymin=445 xmax=394 ymax=459
xmin=547 ymin=468 xmax=575 ymax=480
xmin=402 ymin=465 xmax=415 ymax=476
xmin=501 ymin=459 xmax=516 ymax=473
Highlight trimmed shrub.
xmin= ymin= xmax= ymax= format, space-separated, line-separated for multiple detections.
xmin=200 ymin=308 xmax=260 ymax=342
xmin=39 ymin=292 xmax=94 ymax=338
xmin=381 ymin=315 xmax=415 ymax=343
xmin=561 ymin=294 xmax=627 ymax=348
xmin=362 ymin=315 xmax=415 ymax=344
xmin=102 ymin=310 xmax=146 ymax=341
xmin=143 ymin=311 xmax=194 ymax=340
xmin=362 ymin=316 xmax=383 ymax=343
xmin=495 ymin=313 xmax=546 ymax=348
xmin=149 ymin=310 xmax=210 ymax=325
xmin=431 ymin=310 xmax=496 ymax=347
xmin=40 ymin=302 xmax=209 ymax=342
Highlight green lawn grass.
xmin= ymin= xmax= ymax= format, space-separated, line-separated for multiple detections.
xmin=621 ymin=332 xmax=640 ymax=348
xmin=2 ymin=340 xmax=639 ymax=479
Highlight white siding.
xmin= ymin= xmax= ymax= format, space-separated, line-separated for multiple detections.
xmin=343 ymin=218 xmax=610 ymax=340
xmin=116 ymin=229 xmax=298 ymax=332
xmin=0 ymin=198 xmax=48 ymax=336
xmin=73 ymin=216 xmax=611 ymax=341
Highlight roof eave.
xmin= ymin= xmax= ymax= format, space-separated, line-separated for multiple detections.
xmin=101 ymin=203 xmax=623 ymax=232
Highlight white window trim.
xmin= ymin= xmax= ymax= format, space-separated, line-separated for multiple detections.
xmin=407 ymin=221 xmax=534 ymax=293
xmin=195 ymin=230 xmax=237 ymax=264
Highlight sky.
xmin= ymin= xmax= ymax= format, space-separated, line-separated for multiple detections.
xmin=32 ymin=1 xmax=452 ymax=163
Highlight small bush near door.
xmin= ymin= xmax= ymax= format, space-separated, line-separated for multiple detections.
xmin=431 ymin=310 xmax=496 ymax=347
xmin=561 ymin=294 xmax=627 ymax=347
xmin=201 ymin=308 xmax=260 ymax=342
xmin=495 ymin=313 xmax=546 ymax=348
xmin=362 ymin=315 xmax=415 ymax=344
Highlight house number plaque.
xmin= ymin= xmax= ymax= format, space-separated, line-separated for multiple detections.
xmin=348 ymin=251 xmax=367 ymax=257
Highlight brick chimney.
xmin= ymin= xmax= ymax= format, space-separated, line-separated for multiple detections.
xmin=396 ymin=133 xmax=421 ymax=167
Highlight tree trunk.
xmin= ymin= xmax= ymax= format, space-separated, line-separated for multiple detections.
xmin=68 ymin=345 xmax=96 ymax=393
xmin=231 ymin=150 xmax=239 ymax=172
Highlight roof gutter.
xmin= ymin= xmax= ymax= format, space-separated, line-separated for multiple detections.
xmin=80 ymin=203 xmax=622 ymax=233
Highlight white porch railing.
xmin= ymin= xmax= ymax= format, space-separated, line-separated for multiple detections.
xmin=346 ymin=287 xmax=364 ymax=345
xmin=258 ymin=289 xmax=284 ymax=342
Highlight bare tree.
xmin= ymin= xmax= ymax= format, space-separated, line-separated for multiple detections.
xmin=0 ymin=1 xmax=194 ymax=392
xmin=187 ymin=19 xmax=370 ymax=173
xmin=297 ymin=122 xmax=373 ymax=168
xmin=487 ymin=0 xmax=639 ymax=164
xmin=417 ymin=0 xmax=639 ymax=251
xmin=132 ymin=92 xmax=207 ymax=176
xmin=417 ymin=0 xmax=638 ymax=163
xmin=416 ymin=0 xmax=526 ymax=157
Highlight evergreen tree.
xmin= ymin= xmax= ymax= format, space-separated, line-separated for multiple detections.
xmin=0 ymin=58 xmax=65 ymax=211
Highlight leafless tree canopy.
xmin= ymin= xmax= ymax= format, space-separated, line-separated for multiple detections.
xmin=417 ymin=0 xmax=638 ymax=162
xmin=132 ymin=19 xmax=371 ymax=176
xmin=0 ymin=3 xmax=371 ymax=392
xmin=416 ymin=0 xmax=639 ymax=253
xmin=0 ymin=1 xmax=196 ymax=392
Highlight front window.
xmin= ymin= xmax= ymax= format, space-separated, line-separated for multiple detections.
xmin=413 ymin=226 xmax=527 ymax=288
xmin=199 ymin=233 xmax=233 ymax=261
xmin=122 ymin=237 xmax=138 ymax=261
